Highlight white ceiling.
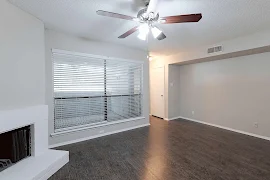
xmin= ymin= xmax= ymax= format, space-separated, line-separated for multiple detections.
xmin=9 ymin=0 xmax=270 ymax=56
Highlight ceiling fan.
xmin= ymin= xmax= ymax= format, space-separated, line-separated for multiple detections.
xmin=96 ymin=0 xmax=202 ymax=41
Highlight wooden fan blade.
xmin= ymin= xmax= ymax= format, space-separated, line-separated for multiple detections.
xmin=97 ymin=10 xmax=136 ymax=21
xmin=118 ymin=26 xmax=139 ymax=39
xmin=160 ymin=13 xmax=202 ymax=24
xmin=157 ymin=32 xmax=166 ymax=40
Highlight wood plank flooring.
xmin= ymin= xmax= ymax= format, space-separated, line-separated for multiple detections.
xmin=50 ymin=116 xmax=270 ymax=180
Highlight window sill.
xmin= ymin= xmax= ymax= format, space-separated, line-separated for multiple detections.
xmin=50 ymin=117 xmax=146 ymax=137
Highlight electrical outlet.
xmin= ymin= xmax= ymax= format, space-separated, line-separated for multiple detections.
xmin=99 ymin=130 xmax=105 ymax=133
xmin=254 ymin=122 xmax=259 ymax=128
xmin=192 ymin=111 xmax=195 ymax=115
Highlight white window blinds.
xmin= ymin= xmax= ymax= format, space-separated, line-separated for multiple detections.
xmin=53 ymin=51 xmax=143 ymax=132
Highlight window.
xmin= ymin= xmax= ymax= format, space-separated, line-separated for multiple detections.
xmin=53 ymin=50 xmax=143 ymax=132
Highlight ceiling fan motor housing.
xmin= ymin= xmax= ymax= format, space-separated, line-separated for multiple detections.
xmin=137 ymin=8 xmax=159 ymax=24
xmin=137 ymin=8 xmax=147 ymax=20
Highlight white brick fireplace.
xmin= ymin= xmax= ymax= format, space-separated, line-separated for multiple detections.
xmin=0 ymin=105 xmax=69 ymax=180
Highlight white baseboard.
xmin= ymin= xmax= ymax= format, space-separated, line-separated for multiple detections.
xmin=171 ymin=116 xmax=270 ymax=141
xmin=164 ymin=116 xmax=181 ymax=121
xmin=49 ymin=123 xmax=150 ymax=148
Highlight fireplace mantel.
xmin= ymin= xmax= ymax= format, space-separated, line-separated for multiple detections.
xmin=0 ymin=105 xmax=69 ymax=180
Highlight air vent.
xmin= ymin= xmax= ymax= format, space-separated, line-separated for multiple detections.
xmin=208 ymin=46 xmax=223 ymax=54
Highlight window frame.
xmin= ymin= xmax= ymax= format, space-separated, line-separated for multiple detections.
xmin=50 ymin=49 xmax=145 ymax=135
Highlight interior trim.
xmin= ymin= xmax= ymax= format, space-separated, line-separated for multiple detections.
xmin=172 ymin=45 xmax=270 ymax=66
xmin=51 ymin=117 xmax=146 ymax=137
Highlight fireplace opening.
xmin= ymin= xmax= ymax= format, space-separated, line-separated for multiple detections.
xmin=0 ymin=125 xmax=31 ymax=172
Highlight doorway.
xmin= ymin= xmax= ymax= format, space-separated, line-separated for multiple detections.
xmin=150 ymin=66 xmax=165 ymax=119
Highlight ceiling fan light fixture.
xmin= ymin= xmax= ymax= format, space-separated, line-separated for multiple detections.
xmin=139 ymin=24 xmax=149 ymax=34
xmin=137 ymin=24 xmax=149 ymax=41
xmin=151 ymin=27 xmax=162 ymax=38
xmin=137 ymin=32 xmax=147 ymax=41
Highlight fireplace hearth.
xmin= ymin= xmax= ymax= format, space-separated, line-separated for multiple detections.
xmin=0 ymin=106 xmax=68 ymax=179
xmin=0 ymin=125 xmax=31 ymax=172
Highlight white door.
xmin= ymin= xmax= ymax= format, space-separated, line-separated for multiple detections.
xmin=150 ymin=66 xmax=165 ymax=118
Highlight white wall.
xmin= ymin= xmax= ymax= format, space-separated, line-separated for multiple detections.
xmin=177 ymin=52 xmax=270 ymax=138
xmin=0 ymin=0 xmax=45 ymax=110
xmin=151 ymin=29 xmax=270 ymax=120
xmin=45 ymin=30 xmax=149 ymax=146
xmin=168 ymin=65 xmax=180 ymax=119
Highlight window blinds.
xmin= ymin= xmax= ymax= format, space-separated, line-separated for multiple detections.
xmin=53 ymin=51 xmax=143 ymax=132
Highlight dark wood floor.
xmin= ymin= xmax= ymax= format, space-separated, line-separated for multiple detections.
xmin=50 ymin=116 xmax=270 ymax=180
